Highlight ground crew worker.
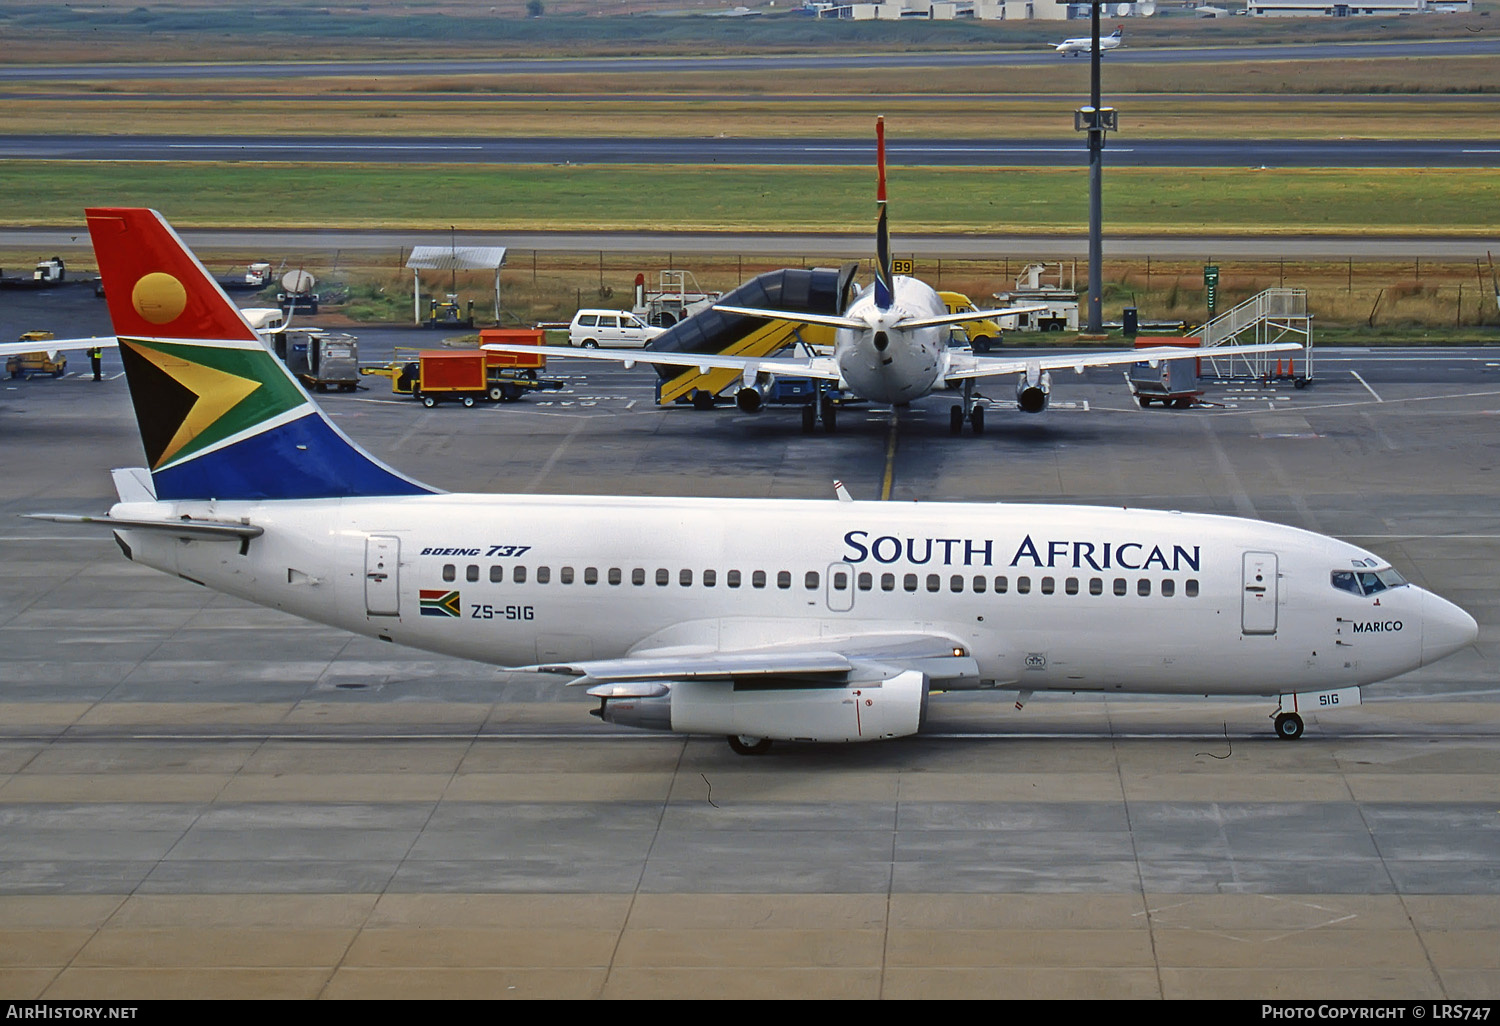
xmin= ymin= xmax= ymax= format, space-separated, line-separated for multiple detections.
xmin=89 ymin=347 xmax=102 ymax=381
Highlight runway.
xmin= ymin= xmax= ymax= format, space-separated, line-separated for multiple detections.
xmin=7 ymin=134 xmax=1496 ymax=169
xmin=0 ymin=281 xmax=1497 ymax=998
xmin=4 ymin=37 xmax=1496 ymax=81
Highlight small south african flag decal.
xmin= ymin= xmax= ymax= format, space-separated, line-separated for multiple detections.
xmin=419 ymin=590 xmax=461 ymax=618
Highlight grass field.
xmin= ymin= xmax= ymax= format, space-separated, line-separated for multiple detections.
xmin=5 ymin=161 xmax=1496 ymax=236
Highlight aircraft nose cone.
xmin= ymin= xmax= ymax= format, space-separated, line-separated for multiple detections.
xmin=1421 ymin=589 xmax=1478 ymax=666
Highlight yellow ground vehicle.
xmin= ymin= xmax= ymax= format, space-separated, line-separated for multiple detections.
xmin=5 ymin=331 xmax=67 ymax=378
xmin=937 ymin=292 xmax=1001 ymax=352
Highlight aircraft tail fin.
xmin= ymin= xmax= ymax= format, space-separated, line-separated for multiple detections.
xmin=85 ymin=207 xmax=435 ymax=501
xmin=874 ymin=116 xmax=893 ymax=311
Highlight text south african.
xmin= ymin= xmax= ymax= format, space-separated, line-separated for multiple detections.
xmin=842 ymin=531 xmax=1202 ymax=572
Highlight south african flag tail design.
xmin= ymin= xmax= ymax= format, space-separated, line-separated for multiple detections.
xmin=419 ymin=590 xmax=462 ymax=618
xmin=86 ymin=207 xmax=437 ymax=502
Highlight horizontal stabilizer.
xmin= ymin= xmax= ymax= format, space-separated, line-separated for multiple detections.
xmin=24 ymin=512 xmax=262 ymax=541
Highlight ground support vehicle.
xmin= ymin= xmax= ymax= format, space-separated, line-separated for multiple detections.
xmin=5 ymin=331 xmax=66 ymax=378
xmin=938 ymin=291 xmax=1003 ymax=352
xmin=362 ymin=343 xmax=561 ymax=407
xmin=632 ymin=270 xmax=721 ymax=327
xmin=569 ymin=309 xmax=665 ymax=349
xmin=276 ymin=329 xmax=360 ymax=394
xmin=1127 ymin=336 xmax=1204 ymax=409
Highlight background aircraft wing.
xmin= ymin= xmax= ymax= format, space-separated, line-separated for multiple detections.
xmin=482 ymin=342 xmax=843 ymax=381
xmin=941 ymin=341 xmax=1303 ymax=384
xmin=525 ymin=631 xmax=980 ymax=687
xmin=0 ymin=336 xmax=115 ymax=359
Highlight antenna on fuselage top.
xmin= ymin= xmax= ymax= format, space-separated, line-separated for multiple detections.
xmin=874 ymin=116 xmax=893 ymax=312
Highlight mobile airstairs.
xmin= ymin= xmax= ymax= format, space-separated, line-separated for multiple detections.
xmin=1198 ymin=287 xmax=1313 ymax=386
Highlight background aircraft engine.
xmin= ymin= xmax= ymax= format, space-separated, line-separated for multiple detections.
xmin=590 ymin=669 xmax=929 ymax=743
xmin=1016 ymin=368 xmax=1052 ymax=414
xmin=734 ymin=375 xmax=775 ymax=413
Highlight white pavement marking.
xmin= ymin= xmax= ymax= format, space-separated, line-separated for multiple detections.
xmin=1350 ymin=370 xmax=1383 ymax=402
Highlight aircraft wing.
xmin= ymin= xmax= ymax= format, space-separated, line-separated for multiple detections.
xmin=526 ymin=631 xmax=980 ymax=688
xmin=941 ymin=341 xmax=1303 ymax=383
xmin=482 ymin=342 xmax=843 ymax=381
xmin=0 ymin=336 xmax=115 ymax=359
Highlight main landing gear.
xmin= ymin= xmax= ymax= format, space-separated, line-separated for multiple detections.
xmin=950 ymin=379 xmax=985 ymax=436
xmin=727 ymin=735 xmax=773 ymax=755
xmin=801 ymin=391 xmax=838 ymax=434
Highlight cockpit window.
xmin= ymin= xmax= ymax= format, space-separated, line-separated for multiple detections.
xmin=1332 ymin=567 xmax=1408 ymax=595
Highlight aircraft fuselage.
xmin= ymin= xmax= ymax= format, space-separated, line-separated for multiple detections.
xmin=834 ymin=276 xmax=949 ymax=405
xmin=111 ymin=493 xmax=1474 ymax=698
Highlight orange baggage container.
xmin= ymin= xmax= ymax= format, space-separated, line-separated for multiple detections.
xmin=480 ymin=328 xmax=545 ymax=371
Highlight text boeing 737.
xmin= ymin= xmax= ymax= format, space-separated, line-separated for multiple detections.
xmin=483 ymin=118 xmax=1295 ymax=435
xmin=1056 ymin=26 xmax=1123 ymax=57
xmin=33 ymin=206 xmax=1477 ymax=754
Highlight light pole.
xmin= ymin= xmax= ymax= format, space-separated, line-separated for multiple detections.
xmin=1074 ymin=3 xmax=1117 ymax=335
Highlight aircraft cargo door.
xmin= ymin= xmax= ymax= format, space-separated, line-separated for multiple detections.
xmin=1241 ymin=551 xmax=1278 ymax=635
xmin=365 ymin=535 xmax=401 ymax=617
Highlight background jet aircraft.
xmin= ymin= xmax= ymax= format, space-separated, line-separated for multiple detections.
xmin=486 ymin=118 xmax=1295 ymax=435
xmin=1056 ymin=26 xmax=1123 ymax=57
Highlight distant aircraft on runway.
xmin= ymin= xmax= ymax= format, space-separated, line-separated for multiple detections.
xmin=1055 ymin=26 xmax=1123 ymax=57
xmin=486 ymin=117 xmax=1296 ymax=435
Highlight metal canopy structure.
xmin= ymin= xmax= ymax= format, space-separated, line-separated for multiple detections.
xmin=405 ymin=244 xmax=507 ymax=325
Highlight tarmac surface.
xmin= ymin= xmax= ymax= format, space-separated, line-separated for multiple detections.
xmin=0 ymin=288 xmax=1497 ymax=999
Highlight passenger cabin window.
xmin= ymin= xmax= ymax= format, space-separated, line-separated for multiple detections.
xmin=442 ymin=564 xmax=456 ymax=583
xmin=704 ymin=570 xmax=717 ymax=588
xmin=777 ymin=571 xmax=791 ymax=590
xmin=680 ymin=569 xmax=693 ymax=587
xmin=728 ymin=570 xmax=742 ymax=589
xmin=805 ymin=571 xmax=820 ymax=590
xmin=972 ymin=576 xmax=986 ymax=594
xmin=513 ymin=566 xmax=527 ymax=584
xmin=467 ymin=565 xmax=480 ymax=583
xmin=490 ymin=566 xmax=504 ymax=583
xmin=1185 ymin=579 xmax=1200 ymax=597
xmin=536 ymin=566 xmax=550 ymax=584
xmin=1161 ymin=579 xmax=1175 ymax=598
xmin=656 ymin=569 xmax=670 ymax=587
xmin=585 ymin=567 xmax=598 ymax=585
xmin=1017 ymin=576 xmax=1031 ymax=595
xmin=904 ymin=574 xmax=918 ymax=593
xmin=632 ymin=568 xmax=646 ymax=586
xmin=560 ymin=567 xmax=574 ymax=585
xmin=752 ymin=571 xmax=766 ymax=589
xmin=881 ymin=573 xmax=895 ymax=592
xmin=608 ymin=568 xmax=622 ymax=586
xmin=858 ymin=572 xmax=873 ymax=591
xmin=832 ymin=570 xmax=849 ymax=592
xmin=994 ymin=576 xmax=1008 ymax=594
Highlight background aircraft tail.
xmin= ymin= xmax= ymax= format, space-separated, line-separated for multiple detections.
xmin=86 ymin=207 xmax=435 ymax=501
xmin=874 ymin=116 xmax=893 ymax=311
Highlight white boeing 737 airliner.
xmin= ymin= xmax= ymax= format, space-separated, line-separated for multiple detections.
xmin=33 ymin=207 xmax=1477 ymax=754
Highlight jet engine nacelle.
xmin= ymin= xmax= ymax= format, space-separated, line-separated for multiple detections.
xmin=590 ymin=669 xmax=929 ymax=743
xmin=735 ymin=377 xmax=774 ymax=413
xmin=1016 ymin=368 xmax=1052 ymax=414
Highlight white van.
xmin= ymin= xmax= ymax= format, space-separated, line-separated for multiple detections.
xmin=568 ymin=309 xmax=665 ymax=349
